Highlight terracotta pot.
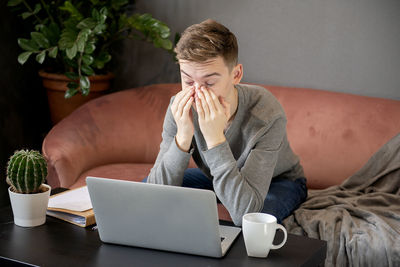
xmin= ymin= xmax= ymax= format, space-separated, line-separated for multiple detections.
xmin=39 ymin=70 xmax=114 ymax=124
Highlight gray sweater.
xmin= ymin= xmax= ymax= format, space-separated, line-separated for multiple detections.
xmin=147 ymin=84 xmax=304 ymax=225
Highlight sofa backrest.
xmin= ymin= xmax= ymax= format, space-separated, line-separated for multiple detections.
xmin=266 ymin=85 xmax=400 ymax=188
xmin=43 ymin=83 xmax=400 ymax=189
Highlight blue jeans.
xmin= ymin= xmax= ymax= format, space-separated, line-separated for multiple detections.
xmin=143 ymin=168 xmax=307 ymax=223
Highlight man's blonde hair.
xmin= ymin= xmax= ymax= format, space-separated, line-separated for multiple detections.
xmin=174 ymin=19 xmax=238 ymax=70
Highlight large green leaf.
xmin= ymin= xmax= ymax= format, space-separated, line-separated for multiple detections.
xmin=32 ymin=3 xmax=41 ymax=14
xmin=59 ymin=1 xmax=83 ymax=20
xmin=17 ymin=51 xmax=32 ymax=65
xmin=84 ymin=42 xmax=96 ymax=54
xmin=41 ymin=23 xmax=61 ymax=46
xmin=8 ymin=0 xmax=23 ymax=7
xmin=21 ymin=12 xmax=33 ymax=20
xmin=31 ymin=32 xmax=50 ymax=48
xmin=93 ymin=51 xmax=111 ymax=69
xmin=79 ymin=76 xmax=90 ymax=96
xmin=65 ymin=82 xmax=79 ymax=98
xmin=111 ymin=0 xmax=128 ymax=10
xmin=76 ymin=29 xmax=90 ymax=52
xmin=48 ymin=46 xmax=58 ymax=58
xmin=93 ymin=23 xmax=106 ymax=34
xmin=35 ymin=50 xmax=46 ymax=64
xmin=77 ymin=18 xmax=97 ymax=30
xmin=154 ymin=38 xmax=172 ymax=50
xmin=82 ymin=54 xmax=94 ymax=65
xmin=18 ymin=38 xmax=39 ymax=51
xmin=59 ymin=29 xmax=77 ymax=49
xmin=65 ymin=72 xmax=79 ymax=80
xmin=66 ymin=43 xmax=77 ymax=59
xmin=81 ymin=65 xmax=94 ymax=76
xmin=21 ymin=4 xmax=42 ymax=20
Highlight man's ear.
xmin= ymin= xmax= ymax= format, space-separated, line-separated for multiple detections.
xmin=232 ymin=64 xmax=243 ymax=85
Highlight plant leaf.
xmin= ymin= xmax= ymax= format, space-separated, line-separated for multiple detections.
xmin=59 ymin=28 xmax=77 ymax=49
xmin=48 ymin=46 xmax=58 ymax=58
xmin=84 ymin=42 xmax=96 ymax=54
xmin=81 ymin=64 xmax=94 ymax=76
xmin=77 ymin=18 xmax=97 ymax=30
xmin=79 ymin=75 xmax=90 ymax=90
xmin=93 ymin=23 xmax=106 ymax=34
xmin=76 ymin=29 xmax=90 ymax=52
xmin=59 ymin=1 xmax=83 ymax=20
xmin=82 ymin=54 xmax=94 ymax=65
xmin=8 ymin=0 xmax=23 ymax=7
xmin=21 ymin=12 xmax=33 ymax=20
xmin=91 ymin=9 xmax=100 ymax=21
xmin=35 ymin=50 xmax=46 ymax=64
xmin=41 ymin=23 xmax=60 ymax=46
xmin=93 ymin=51 xmax=111 ymax=69
xmin=66 ymin=43 xmax=77 ymax=59
xmin=18 ymin=38 xmax=39 ymax=51
xmin=31 ymin=32 xmax=50 ymax=48
xmin=32 ymin=3 xmax=41 ymax=15
xmin=111 ymin=0 xmax=128 ymax=10
xmin=17 ymin=51 xmax=32 ymax=65
xmin=65 ymin=72 xmax=79 ymax=80
xmin=65 ymin=82 xmax=79 ymax=98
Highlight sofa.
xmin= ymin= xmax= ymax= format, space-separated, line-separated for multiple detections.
xmin=42 ymin=83 xmax=400 ymax=223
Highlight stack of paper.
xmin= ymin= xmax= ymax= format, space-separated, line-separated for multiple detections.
xmin=47 ymin=186 xmax=96 ymax=227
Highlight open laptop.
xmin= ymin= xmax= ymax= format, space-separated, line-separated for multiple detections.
xmin=86 ymin=176 xmax=241 ymax=258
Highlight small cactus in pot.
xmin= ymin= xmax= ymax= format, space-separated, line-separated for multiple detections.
xmin=6 ymin=149 xmax=47 ymax=194
xmin=6 ymin=149 xmax=51 ymax=227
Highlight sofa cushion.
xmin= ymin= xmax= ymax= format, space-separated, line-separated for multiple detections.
xmin=70 ymin=163 xmax=153 ymax=189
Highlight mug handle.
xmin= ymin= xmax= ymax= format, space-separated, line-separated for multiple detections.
xmin=271 ymin=224 xmax=287 ymax=249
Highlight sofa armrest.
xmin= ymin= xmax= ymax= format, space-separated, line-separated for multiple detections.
xmin=42 ymin=84 xmax=181 ymax=188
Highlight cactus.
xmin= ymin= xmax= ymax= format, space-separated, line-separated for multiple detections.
xmin=6 ymin=150 xmax=47 ymax=194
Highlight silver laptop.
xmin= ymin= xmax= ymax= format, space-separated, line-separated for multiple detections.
xmin=86 ymin=176 xmax=241 ymax=258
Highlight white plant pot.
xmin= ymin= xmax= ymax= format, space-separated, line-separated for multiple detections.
xmin=8 ymin=184 xmax=51 ymax=227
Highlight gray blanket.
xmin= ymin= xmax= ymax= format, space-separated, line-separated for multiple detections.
xmin=283 ymin=133 xmax=400 ymax=267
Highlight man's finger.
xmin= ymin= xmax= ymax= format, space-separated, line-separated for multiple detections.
xmin=202 ymin=87 xmax=217 ymax=113
xmin=176 ymin=88 xmax=194 ymax=117
xmin=196 ymin=95 xmax=204 ymax=120
xmin=182 ymin=96 xmax=194 ymax=118
xmin=197 ymin=88 xmax=210 ymax=118
xmin=208 ymin=89 xmax=223 ymax=112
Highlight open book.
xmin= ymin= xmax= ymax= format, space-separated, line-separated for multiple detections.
xmin=47 ymin=186 xmax=95 ymax=227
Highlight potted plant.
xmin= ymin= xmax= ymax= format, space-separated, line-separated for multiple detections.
xmin=6 ymin=149 xmax=51 ymax=227
xmin=8 ymin=0 xmax=174 ymax=124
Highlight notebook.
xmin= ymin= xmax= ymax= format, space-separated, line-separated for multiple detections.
xmin=86 ymin=176 xmax=241 ymax=258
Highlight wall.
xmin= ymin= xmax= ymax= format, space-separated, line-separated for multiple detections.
xmin=116 ymin=0 xmax=400 ymax=100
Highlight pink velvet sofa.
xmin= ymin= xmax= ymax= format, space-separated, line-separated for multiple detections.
xmin=42 ymin=83 xmax=400 ymax=222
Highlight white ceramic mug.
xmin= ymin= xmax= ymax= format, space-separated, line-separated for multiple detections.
xmin=242 ymin=213 xmax=288 ymax=258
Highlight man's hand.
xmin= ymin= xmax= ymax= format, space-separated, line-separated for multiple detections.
xmin=195 ymin=86 xmax=230 ymax=149
xmin=171 ymin=87 xmax=195 ymax=152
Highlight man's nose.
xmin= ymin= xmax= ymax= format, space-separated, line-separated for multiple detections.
xmin=194 ymin=83 xmax=205 ymax=90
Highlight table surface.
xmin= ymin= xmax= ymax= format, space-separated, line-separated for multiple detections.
xmin=0 ymin=190 xmax=326 ymax=267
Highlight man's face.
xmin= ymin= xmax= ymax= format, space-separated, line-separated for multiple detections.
xmin=178 ymin=56 xmax=240 ymax=101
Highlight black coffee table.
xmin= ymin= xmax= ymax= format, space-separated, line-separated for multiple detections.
xmin=0 ymin=190 xmax=326 ymax=267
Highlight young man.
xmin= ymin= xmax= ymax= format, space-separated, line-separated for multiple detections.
xmin=146 ymin=19 xmax=307 ymax=226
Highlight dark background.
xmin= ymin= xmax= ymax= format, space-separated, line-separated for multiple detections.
xmin=0 ymin=2 xmax=51 ymax=207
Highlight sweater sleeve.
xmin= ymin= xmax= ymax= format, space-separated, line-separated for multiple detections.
xmin=202 ymin=116 xmax=286 ymax=226
xmin=147 ymin=98 xmax=193 ymax=186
